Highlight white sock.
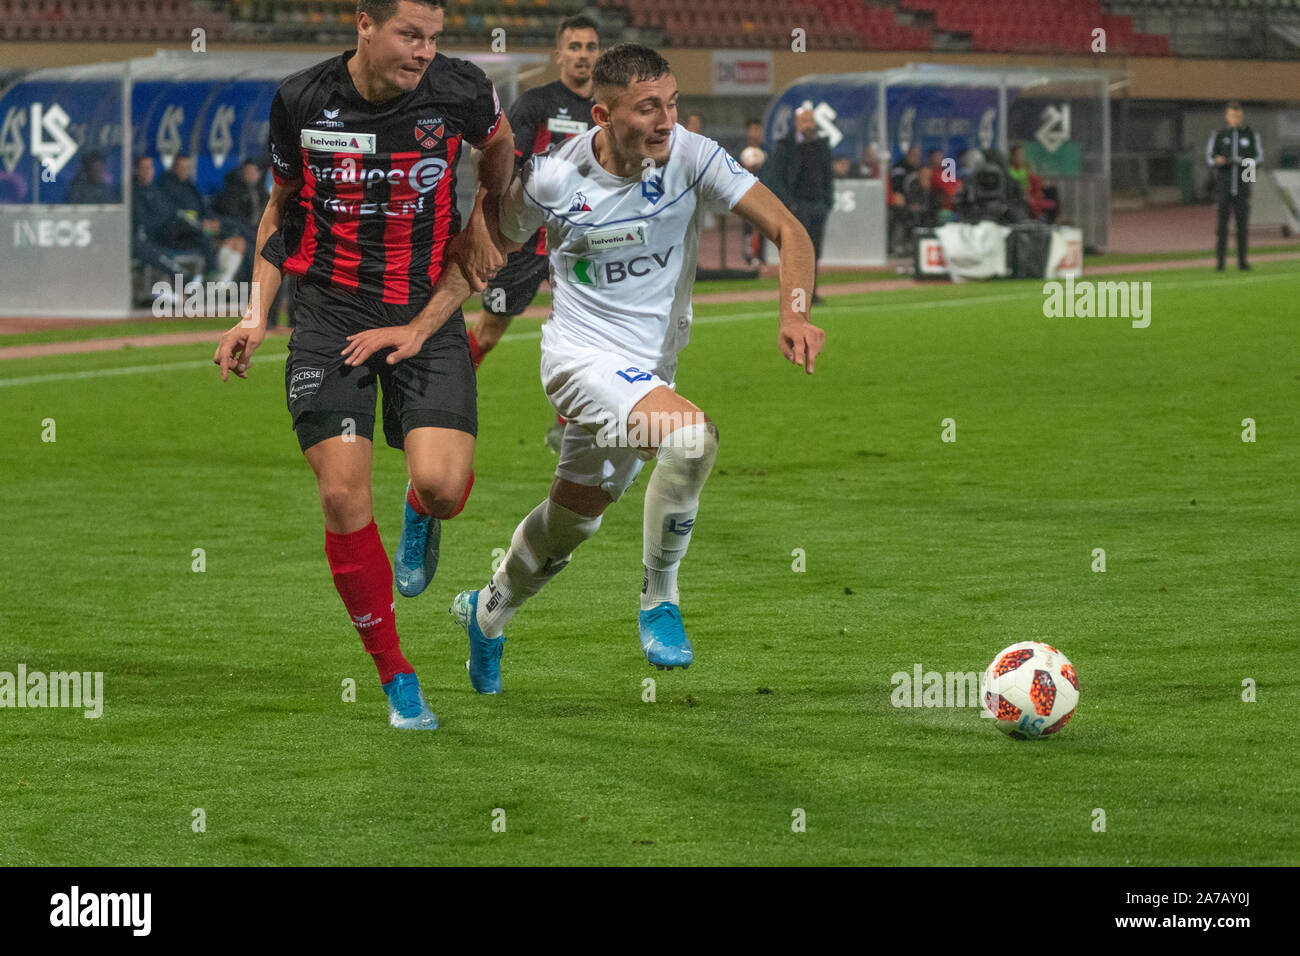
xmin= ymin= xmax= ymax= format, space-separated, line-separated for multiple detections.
xmin=476 ymin=497 xmax=603 ymax=638
xmin=641 ymin=421 xmax=718 ymax=611
xmin=217 ymin=245 xmax=242 ymax=284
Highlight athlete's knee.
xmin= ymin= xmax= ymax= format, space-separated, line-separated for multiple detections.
xmin=410 ymin=462 xmax=473 ymax=519
xmin=316 ymin=475 xmax=371 ymax=530
xmin=656 ymin=418 xmax=719 ymax=486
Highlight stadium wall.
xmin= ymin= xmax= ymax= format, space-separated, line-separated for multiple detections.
xmin=2 ymin=44 xmax=1299 ymax=104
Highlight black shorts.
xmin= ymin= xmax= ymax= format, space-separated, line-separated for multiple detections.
xmin=479 ymin=247 xmax=550 ymax=318
xmin=285 ymin=279 xmax=477 ymax=453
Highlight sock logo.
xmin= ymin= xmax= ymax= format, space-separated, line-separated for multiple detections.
xmin=667 ymin=517 xmax=695 ymax=535
xmin=484 ymin=585 xmax=503 ymax=614
xmin=351 ymin=612 xmax=382 ymax=630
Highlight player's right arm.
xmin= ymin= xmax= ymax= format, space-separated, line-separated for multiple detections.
xmin=213 ymin=178 xmax=299 ymax=380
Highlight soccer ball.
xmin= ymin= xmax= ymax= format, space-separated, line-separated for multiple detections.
xmin=982 ymin=641 xmax=1078 ymax=739
xmin=740 ymin=146 xmax=766 ymax=170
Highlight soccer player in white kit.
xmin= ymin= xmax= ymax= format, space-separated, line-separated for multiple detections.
xmin=449 ymin=44 xmax=825 ymax=691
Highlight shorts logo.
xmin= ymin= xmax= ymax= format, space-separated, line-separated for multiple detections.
xmin=301 ymin=129 xmax=376 ymax=154
xmin=415 ymin=119 xmax=445 ymax=150
xmin=289 ymin=367 xmax=323 ymax=401
xmin=616 ymin=366 xmax=654 ymax=384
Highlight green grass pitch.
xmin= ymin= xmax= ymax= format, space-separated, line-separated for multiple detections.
xmin=1 ymin=262 xmax=1296 ymax=865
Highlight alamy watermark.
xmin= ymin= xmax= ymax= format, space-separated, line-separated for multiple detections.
xmin=152 ymin=274 xmax=261 ymax=319
xmin=1043 ymin=275 xmax=1152 ymax=328
xmin=0 ymin=665 xmax=103 ymax=718
xmin=594 ymin=404 xmax=710 ymax=457
xmin=891 ymin=664 xmax=994 ymax=718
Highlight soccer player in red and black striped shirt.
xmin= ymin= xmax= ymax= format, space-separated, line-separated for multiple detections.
xmin=213 ymin=0 xmax=515 ymax=730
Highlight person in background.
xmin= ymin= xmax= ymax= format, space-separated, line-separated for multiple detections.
xmin=130 ymin=154 xmax=198 ymax=290
xmin=900 ymin=164 xmax=941 ymax=248
xmin=832 ymin=156 xmax=853 ymax=179
xmin=158 ymin=153 xmax=246 ymax=284
xmin=859 ymin=143 xmax=882 ymax=179
xmin=1206 ymin=100 xmax=1262 ymax=271
xmin=1008 ymin=143 xmax=1059 ymax=224
xmin=740 ymin=118 xmax=767 ymax=266
xmin=763 ymin=106 xmax=833 ymax=303
xmin=66 ymin=151 xmax=120 ymax=203
xmin=685 ymin=111 xmax=704 ymax=134
xmin=212 ymin=158 xmax=266 ymax=283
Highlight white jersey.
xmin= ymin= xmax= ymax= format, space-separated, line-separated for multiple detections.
xmin=499 ymin=124 xmax=758 ymax=368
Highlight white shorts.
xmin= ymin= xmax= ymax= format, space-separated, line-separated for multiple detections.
xmin=540 ymin=342 xmax=677 ymax=502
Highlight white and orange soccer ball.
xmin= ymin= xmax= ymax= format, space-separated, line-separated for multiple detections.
xmin=982 ymin=641 xmax=1079 ymax=739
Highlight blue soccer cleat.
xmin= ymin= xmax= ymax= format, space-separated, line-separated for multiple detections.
xmin=638 ymin=602 xmax=694 ymax=670
xmin=395 ymin=483 xmax=440 ymax=598
xmin=381 ymin=671 xmax=438 ymax=730
xmin=450 ymin=589 xmax=506 ymax=694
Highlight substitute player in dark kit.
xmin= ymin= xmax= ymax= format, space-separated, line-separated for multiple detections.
xmin=214 ymin=0 xmax=515 ymax=730
xmin=470 ymin=14 xmax=599 ymax=450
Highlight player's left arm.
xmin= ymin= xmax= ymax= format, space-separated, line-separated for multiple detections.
xmin=731 ymin=181 xmax=826 ymax=374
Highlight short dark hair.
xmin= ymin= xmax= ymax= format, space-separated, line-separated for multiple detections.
xmin=556 ymin=14 xmax=599 ymax=46
xmin=1226 ymin=100 xmax=1243 ymax=111
xmin=593 ymin=43 xmax=672 ymax=104
xmin=746 ymin=118 xmax=762 ymax=128
xmin=357 ymin=0 xmax=443 ymax=25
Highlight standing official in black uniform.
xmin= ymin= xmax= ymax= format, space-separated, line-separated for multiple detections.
xmin=1206 ymin=101 xmax=1263 ymax=271
xmin=763 ymin=106 xmax=834 ymax=303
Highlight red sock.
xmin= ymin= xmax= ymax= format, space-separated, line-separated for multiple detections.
xmin=407 ymin=471 xmax=474 ymax=519
xmin=467 ymin=327 xmax=484 ymax=369
xmin=448 ymin=469 xmax=474 ymax=518
xmin=324 ymin=520 xmax=412 ymax=684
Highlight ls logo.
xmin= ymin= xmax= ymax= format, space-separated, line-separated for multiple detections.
xmin=617 ymin=366 xmax=654 ymax=384
xmin=641 ymin=175 xmax=664 ymax=204
xmin=668 ymin=517 xmax=695 ymax=535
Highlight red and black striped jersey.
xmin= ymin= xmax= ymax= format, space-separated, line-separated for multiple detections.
xmin=506 ymin=80 xmax=594 ymax=256
xmin=268 ymin=50 xmax=503 ymax=306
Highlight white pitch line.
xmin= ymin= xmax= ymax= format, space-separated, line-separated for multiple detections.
xmin=1 ymin=270 xmax=1294 ymax=388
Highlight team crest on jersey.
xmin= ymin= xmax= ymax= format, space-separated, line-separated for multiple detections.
xmin=569 ymin=191 xmax=592 ymax=212
xmin=415 ymin=119 xmax=445 ymax=149
xmin=641 ymin=175 xmax=665 ymax=205
xmin=724 ymin=152 xmax=745 ymax=175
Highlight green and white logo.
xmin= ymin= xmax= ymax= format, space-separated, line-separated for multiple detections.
xmin=570 ymin=258 xmax=598 ymax=286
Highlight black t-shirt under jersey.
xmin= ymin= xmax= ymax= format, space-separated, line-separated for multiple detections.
xmin=267 ymin=50 xmax=503 ymax=306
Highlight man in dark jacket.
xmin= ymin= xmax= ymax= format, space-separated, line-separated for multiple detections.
xmin=130 ymin=154 xmax=189 ymax=279
xmin=763 ymin=106 xmax=834 ymax=303
xmin=1206 ymin=101 xmax=1263 ymax=271
xmin=157 ymin=153 xmax=246 ymax=280
xmin=65 ymin=152 xmax=120 ymax=204
xmin=212 ymin=159 xmax=265 ymax=283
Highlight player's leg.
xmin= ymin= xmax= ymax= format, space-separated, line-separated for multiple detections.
xmin=467 ymin=309 xmax=512 ymax=368
xmin=393 ymin=425 xmax=475 ymax=597
xmin=288 ymin=282 xmax=436 ymax=729
xmin=626 ymin=386 xmax=720 ymax=670
xmin=479 ymin=249 xmax=568 ymax=451
xmin=383 ymin=308 xmax=479 ymax=598
xmin=1235 ymin=190 xmax=1250 ymax=269
xmin=1215 ymin=195 xmax=1230 ymax=270
xmin=449 ymin=454 xmax=617 ymax=694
